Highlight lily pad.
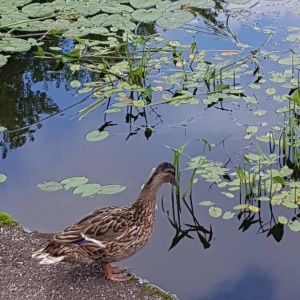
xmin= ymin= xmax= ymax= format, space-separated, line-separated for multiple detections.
xmin=223 ymin=211 xmax=235 ymax=220
xmin=156 ymin=10 xmax=194 ymax=30
xmin=278 ymin=55 xmax=300 ymax=65
xmin=73 ymin=183 xmax=102 ymax=197
xmin=278 ymin=216 xmax=288 ymax=224
xmin=0 ymin=37 xmax=31 ymax=52
xmin=132 ymin=8 xmax=162 ymax=22
xmin=86 ymin=130 xmax=109 ymax=142
xmin=265 ymin=87 xmax=276 ymax=96
xmin=221 ymin=191 xmax=234 ymax=198
xmin=22 ymin=3 xmax=55 ymax=17
xmin=60 ymin=177 xmax=89 ymax=190
xmin=246 ymin=125 xmax=258 ymax=134
xmin=198 ymin=201 xmax=215 ymax=206
xmin=288 ymin=220 xmax=300 ymax=232
xmin=37 ymin=181 xmax=63 ymax=192
xmin=233 ymin=204 xmax=249 ymax=210
xmin=209 ymin=206 xmax=222 ymax=218
xmin=282 ymin=201 xmax=298 ymax=209
xmin=249 ymin=205 xmax=260 ymax=213
xmin=280 ymin=165 xmax=293 ymax=177
xmin=98 ymin=185 xmax=126 ymax=195
xmin=105 ymin=108 xmax=122 ymax=114
xmin=0 ymin=173 xmax=7 ymax=183
xmin=132 ymin=100 xmax=145 ymax=108
xmin=130 ymin=0 xmax=161 ymax=9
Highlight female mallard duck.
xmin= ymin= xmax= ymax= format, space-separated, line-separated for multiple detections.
xmin=32 ymin=162 xmax=178 ymax=281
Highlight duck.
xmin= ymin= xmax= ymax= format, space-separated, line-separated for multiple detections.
xmin=32 ymin=162 xmax=178 ymax=281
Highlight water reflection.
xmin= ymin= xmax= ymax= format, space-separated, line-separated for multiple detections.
xmin=1 ymin=1 xmax=300 ymax=300
xmin=0 ymin=53 xmax=59 ymax=158
xmin=162 ymin=192 xmax=213 ymax=251
xmin=200 ymin=268 xmax=276 ymax=300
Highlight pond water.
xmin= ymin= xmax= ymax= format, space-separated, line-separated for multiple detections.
xmin=1 ymin=1 xmax=300 ymax=299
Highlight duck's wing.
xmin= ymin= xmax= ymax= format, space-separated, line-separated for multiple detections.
xmin=52 ymin=206 xmax=133 ymax=246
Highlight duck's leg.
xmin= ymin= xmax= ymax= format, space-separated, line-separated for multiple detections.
xmin=104 ymin=263 xmax=132 ymax=281
xmin=110 ymin=264 xmax=131 ymax=274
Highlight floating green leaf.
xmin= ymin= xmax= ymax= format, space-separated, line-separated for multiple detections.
xmin=130 ymin=0 xmax=161 ymax=9
xmin=248 ymin=83 xmax=260 ymax=89
xmin=246 ymin=125 xmax=258 ymax=134
xmin=253 ymin=110 xmax=267 ymax=116
xmin=70 ymin=80 xmax=81 ymax=88
xmin=286 ymin=33 xmax=300 ymax=42
xmin=233 ymin=204 xmax=249 ymax=210
xmin=73 ymin=183 xmax=102 ymax=197
xmin=226 ymin=0 xmax=251 ymax=4
xmin=98 ymin=185 xmax=126 ymax=195
xmin=22 ymin=3 xmax=55 ymax=17
xmin=265 ymin=87 xmax=276 ymax=95
xmin=288 ymin=220 xmax=300 ymax=232
xmin=105 ymin=108 xmax=122 ymax=114
xmin=132 ymin=100 xmax=145 ymax=108
xmin=199 ymin=201 xmax=215 ymax=206
xmin=282 ymin=201 xmax=298 ymax=209
xmin=0 ymin=37 xmax=31 ymax=52
xmin=223 ymin=211 xmax=235 ymax=220
xmin=156 ymin=10 xmax=194 ymax=30
xmin=180 ymin=0 xmax=215 ymax=9
xmin=37 ymin=181 xmax=63 ymax=192
xmin=278 ymin=216 xmax=288 ymax=224
xmin=209 ymin=206 xmax=222 ymax=218
xmin=85 ymin=130 xmax=109 ymax=142
xmin=278 ymin=55 xmax=300 ymax=65
xmin=280 ymin=165 xmax=293 ymax=177
xmin=249 ymin=205 xmax=260 ymax=213
xmin=0 ymin=173 xmax=7 ymax=183
xmin=60 ymin=177 xmax=89 ymax=190
xmin=221 ymin=191 xmax=234 ymax=198
xmin=132 ymin=8 xmax=161 ymax=22
xmin=257 ymin=196 xmax=270 ymax=201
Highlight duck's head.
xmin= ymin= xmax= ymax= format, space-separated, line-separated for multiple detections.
xmin=149 ymin=162 xmax=179 ymax=187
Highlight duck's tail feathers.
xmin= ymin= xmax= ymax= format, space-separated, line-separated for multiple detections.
xmin=32 ymin=248 xmax=65 ymax=264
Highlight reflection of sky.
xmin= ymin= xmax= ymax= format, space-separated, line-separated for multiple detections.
xmin=1 ymin=2 xmax=300 ymax=300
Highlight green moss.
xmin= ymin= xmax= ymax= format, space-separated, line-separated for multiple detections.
xmin=140 ymin=282 xmax=177 ymax=299
xmin=128 ymin=276 xmax=177 ymax=299
xmin=0 ymin=212 xmax=20 ymax=227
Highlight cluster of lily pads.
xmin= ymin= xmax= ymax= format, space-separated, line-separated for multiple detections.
xmin=37 ymin=176 xmax=126 ymax=197
xmin=0 ymin=0 xmax=220 ymax=67
xmin=180 ymin=142 xmax=300 ymax=235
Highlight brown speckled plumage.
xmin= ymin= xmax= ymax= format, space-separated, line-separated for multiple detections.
xmin=32 ymin=162 xmax=178 ymax=281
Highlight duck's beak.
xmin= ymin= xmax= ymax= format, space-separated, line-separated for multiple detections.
xmin=171 ymin=178 xmax=179 ymax=188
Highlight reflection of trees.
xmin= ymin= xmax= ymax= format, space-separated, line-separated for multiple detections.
xmin=0 ymin=37 xmax=95 ymax=159
xmin=0 ymin=52 xmax=60 ymax=158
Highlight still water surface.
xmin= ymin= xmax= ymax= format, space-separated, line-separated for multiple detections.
xmin=1 ymin=1 xmax=300 ymax=299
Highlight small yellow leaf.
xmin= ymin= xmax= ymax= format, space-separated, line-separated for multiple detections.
xmin=249 ymin=205 xmax=260 ymax=213
xmin=176 ymin=61 xmax=186 ymax=67
xmin=155 ymin=86 xmax=164 ymax=91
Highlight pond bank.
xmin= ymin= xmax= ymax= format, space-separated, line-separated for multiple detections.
xmin=0 ymin=226 xmax=177 ymax=300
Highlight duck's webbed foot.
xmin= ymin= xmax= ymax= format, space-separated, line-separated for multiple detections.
xmin=104 ymin=263 xmax=132 ymax=281
xmin=111 ymin=264 xmax=131 ymax=274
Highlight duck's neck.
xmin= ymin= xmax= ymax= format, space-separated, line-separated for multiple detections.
xmin=131 ymin=175 xmax=165 ymax=216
